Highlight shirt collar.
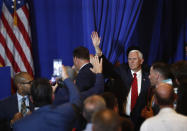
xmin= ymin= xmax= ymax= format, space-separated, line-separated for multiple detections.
xmin=131 ymin=69 xmax=142 ymax=78
xmin=34 ymin=107 xmax=40 ymax=111
xmin=79 ymin=63 xmax=89 ymax=70
xmin=162 ymin=79 xmax=173 ymax=85
xmin=159 ymin=107 xmax=175 ymax=115
xmin=84 ymin=123 xmax=92 ymax=131
xmin=17 ymin=92 xmax=28 ymax=102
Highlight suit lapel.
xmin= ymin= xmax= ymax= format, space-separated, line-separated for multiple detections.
xmin=140 ymin=71 xmax=149 ymax=93
xmin=14 ymin=94 xmax=19 ymax=113
xmin=126 ymin=68 xmax=133 ymax=93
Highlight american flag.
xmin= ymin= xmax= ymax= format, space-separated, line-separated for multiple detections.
xmin=0 ymin=0 xmax=34 ymax=78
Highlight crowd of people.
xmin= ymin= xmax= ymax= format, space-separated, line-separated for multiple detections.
xmin=0 ymin=31 xmax=187 ymax=131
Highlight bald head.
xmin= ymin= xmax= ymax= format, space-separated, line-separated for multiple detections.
xmin=14 ymin=72 xmax=33 ymax=96
xmin=92 ymin=109 xmax=121 ymax=131
xmin=155 ymin=82 xmax=174 ymax=106
xmin=83 ymin=95 xmax=106 ymax=122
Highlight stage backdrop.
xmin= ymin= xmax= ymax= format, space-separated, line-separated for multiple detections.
xmin=29 ymin=0 xmax=186 ymax=79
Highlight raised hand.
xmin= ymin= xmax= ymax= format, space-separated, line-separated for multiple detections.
xmin=91 ymin=31 xmax=102 ymax=56
xmin=91 ymin=31 xmax=101 ymax=47
xmin=90 ymin=56 xmax=103 ymax=74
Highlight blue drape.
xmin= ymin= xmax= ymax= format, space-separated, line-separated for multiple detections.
xmin=82 ymin=0 xmax=143 ymax=63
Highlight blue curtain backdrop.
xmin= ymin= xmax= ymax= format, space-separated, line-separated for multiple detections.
xmin=28 ymin=0 xmax=186 ymax=78
xmin=82 ymin=0 xmax=143 ymax=64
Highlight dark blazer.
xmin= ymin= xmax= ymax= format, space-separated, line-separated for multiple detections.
xmin=13 ymin=78 xmax=82 ymax=131
xmin=0 ymin=94 xmax=34 ymax=131
xmin=102 ymin=55 xmax=150 ymax=130
xmin=75 ymin=63 xmax=96 ymax=92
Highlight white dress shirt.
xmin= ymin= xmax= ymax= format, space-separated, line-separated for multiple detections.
xmin=140 ymin=107 xmax=187 ymax=131
xmin=83 ymin=123 xmax=92 ymax=131
xmin=17 ymin=93 xmax=30 ymax=113
xmin=79 ymin=63 xmax=89 ymax=71
xmin=125 ymin=70 xmax=142 ymax=116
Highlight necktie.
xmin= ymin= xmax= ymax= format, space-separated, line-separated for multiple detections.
xmin=21 ymin=97 xmax=27 ymax=116
xmin=131 ymin=73 xmax=138 ymax=111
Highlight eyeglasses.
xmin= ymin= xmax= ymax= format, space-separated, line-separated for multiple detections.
xmin=21 ymin=80 xmax=33 ymax=85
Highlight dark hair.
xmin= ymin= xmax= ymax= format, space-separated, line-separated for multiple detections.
xmin=152 ymin=62 xmax=172 ymax=79
xmin=73 ymin=46 xmax=90 ymax=60
xmin=155 ymin=86 xmax=174 ymax=106
xmin=171 ymin=61 xmax=187 ymax=85
xmin=31 ymin=78 xmax=53 ymax=107
xmin=92 ymin=109 xmax=121 ymax=131
xmin=101 ymin=92 xmax=118 ymax=110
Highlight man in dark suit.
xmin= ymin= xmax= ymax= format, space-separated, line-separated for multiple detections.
xmin=73 ymin=46 xmax=96 ymax=92
xmin=0 ymin=72 xmax=34 ymax=131
xmin=13 ymin=65 xmax=82 ymax=131
xmin=91 ymin=31 xmax=150 ymax=130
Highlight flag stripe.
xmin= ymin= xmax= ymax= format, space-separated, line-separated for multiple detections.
xmin=0 ymin=44 xmax=16 ymax=77
xmin=1 ymin=13 xmax=33 ymax=76
xmin=0 ymin=52 xmax=5 ymax=66
xmin=21 ymin=5 xmax=29 ymax=24
xmin=0 ymin=20 xmax=27 ymax=73
xmin=16 ymin=12 xmax=32 ymax=51
xmin=0 ymin=33 xmax=21 ymax=72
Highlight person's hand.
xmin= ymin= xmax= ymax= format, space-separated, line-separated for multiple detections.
xmin=141 ymin=106 xmax=154 ymax=119
xmin=90 ymin=56 xmax=103 ymax=74
xmin=61 ymin=65 xmax=69 ymax=81
xmin=91 ymin=31 xmax=101 ymax=47
xmin=51 ymin=82 xmax=58 ymax=93
xmin=10 ymin=112 xmax=23 ymax=125
xmin=91 ymin=31 xmax=102 ymax=56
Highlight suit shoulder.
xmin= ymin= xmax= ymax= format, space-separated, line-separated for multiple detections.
xmin=0 ymin=95 xmax=17 ymax=105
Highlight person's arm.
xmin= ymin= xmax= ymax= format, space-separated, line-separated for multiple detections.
xmin=91 ymin=31 xmax=120 ymax=79
xmin=91 ymin=31 xmax=102 ymax=57
xmin=61 ymin=65 xmax=81 ymax=108
xmin=81 ymin=56 xmax=104 ymax=100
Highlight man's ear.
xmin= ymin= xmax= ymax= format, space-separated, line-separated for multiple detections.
xmin=141 ymin=58 xmax=144 ymax=64
xmin=175 ymin=78 xmax=180 ymax=86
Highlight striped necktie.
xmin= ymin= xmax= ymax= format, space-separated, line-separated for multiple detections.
xmin=21 ymin=97 xmax=27 ymax=116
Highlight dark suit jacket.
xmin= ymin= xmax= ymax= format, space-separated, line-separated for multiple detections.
xmin=102 ymin=55 xmax=150 ymax=130
xmin=75 ymin=63 xmax=96 ymax=92
xmin=0 ymin=94 xmax=34 ymax=131
xmin=13 ymin=78 xmax=82 ymax=131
